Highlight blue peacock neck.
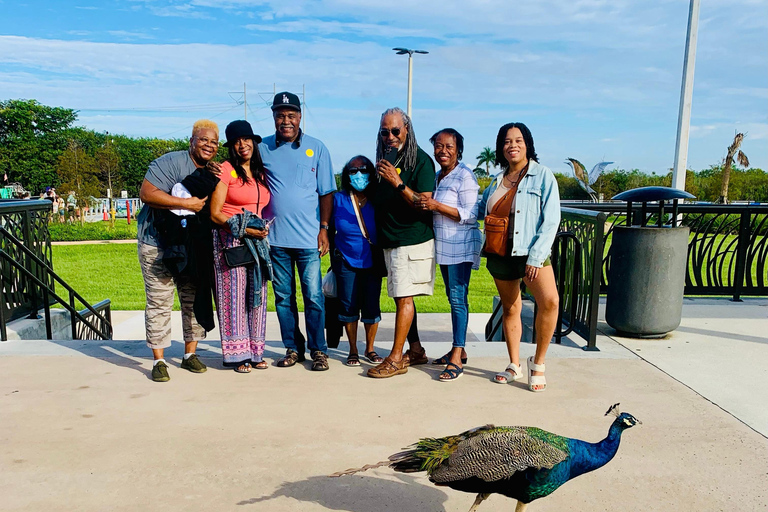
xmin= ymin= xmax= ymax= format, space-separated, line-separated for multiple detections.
xmin=567 ymin=421 xmax=624 ymax=479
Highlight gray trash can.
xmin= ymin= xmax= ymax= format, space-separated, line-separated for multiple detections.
xmin=605 ymin=187 xmax=695 ymax=337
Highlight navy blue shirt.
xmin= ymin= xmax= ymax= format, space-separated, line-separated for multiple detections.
xmin=332 ymin=191 xmax=376 ymax=269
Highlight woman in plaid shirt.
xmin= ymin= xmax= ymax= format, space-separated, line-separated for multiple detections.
xmin=416 ymin=129 xmax=482 ymax=381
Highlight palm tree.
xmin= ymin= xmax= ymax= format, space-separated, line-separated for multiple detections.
xmin=476 ymin=147 xmax=496 ymax=176
xmin=718 ymin=132 xmax=749 ymax=204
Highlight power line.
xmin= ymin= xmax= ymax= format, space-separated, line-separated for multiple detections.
xmin=75 ymin=103 xmax=234 ymax=113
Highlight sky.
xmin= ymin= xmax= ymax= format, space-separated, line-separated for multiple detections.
xmin=1 ymin=0 xmax=766 ymax=177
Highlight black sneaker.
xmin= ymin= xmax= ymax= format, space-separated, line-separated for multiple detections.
xmin=152 ymin=361 xmax=170 ymax=382
xmin=180 ymin=354 xmax=207 ymax=373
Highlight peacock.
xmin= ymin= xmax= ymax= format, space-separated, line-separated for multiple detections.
xmin=330 ymin=404 xmax=640 ymax=511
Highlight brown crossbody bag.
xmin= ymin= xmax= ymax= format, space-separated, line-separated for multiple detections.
xmin=483 ymin=168 xmax=527 ymax=257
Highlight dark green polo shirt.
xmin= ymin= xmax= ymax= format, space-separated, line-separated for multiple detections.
xmin=374 ymin=146 xmax=436 ymax=248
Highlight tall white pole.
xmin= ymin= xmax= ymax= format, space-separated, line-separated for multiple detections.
xmin=671 ymin=0 xmax=700 ymax=191
xmin=407 ymin=53 xmax=413 ymax=118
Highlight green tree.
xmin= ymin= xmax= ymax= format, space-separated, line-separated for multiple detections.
xmin=0 ymin=99 xmax=77 ymax=193
xmin=96 ymin=136 xmax=122 ymax=227
xmin=476 ymin=147 xmax=496 ymax=176
xmin=57 ymin=140 xmax=100 ymax=226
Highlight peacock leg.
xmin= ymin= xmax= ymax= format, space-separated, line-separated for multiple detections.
xmin=514 ymin=501 xmax=528 ymax=512
xmin=467 ymin=493 xmax=490 ymax=512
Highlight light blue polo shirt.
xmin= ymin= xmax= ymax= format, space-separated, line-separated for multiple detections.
xmin=259 ymin=131 xmax=336 ymax=249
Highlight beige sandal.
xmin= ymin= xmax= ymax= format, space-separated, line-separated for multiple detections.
xmin=527 ymin=356 xmax=546 ymax=392
xmin=494 ymin=362 xmax=522 ymax=384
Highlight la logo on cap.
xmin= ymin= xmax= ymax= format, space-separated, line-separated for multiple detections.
xmin=282 ymin=94 xmax=289 ymax=103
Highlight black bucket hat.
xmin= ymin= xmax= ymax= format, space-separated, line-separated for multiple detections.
xmin=224 ymin=120 xmax=262 ymax=147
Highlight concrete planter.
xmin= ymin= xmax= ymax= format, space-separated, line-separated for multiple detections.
xmin=605 ymin=225 xmax=689 ymax=337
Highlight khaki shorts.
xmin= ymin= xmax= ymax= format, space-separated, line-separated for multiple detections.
xmin=383 ymin=239 xmax=436 ymax=298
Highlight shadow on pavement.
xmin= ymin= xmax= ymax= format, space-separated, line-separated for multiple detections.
xmin=237 ymin=473 xmax=450 ymax=511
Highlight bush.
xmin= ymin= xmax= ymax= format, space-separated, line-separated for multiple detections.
xmin=49 ymin=220 xmax=138 ymax=241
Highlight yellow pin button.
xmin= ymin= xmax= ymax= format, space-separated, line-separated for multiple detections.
xmin=306 ymin=149 xmax=314 ymax=157
xmin=396 ymin=168 xmax=401 ymax=174
xmin=230 ymin=170 xmax=238 ymax=178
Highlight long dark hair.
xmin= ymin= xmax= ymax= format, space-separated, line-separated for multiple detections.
xmin=495 ymin=122 xmax=538 ymax=172
xmin=227 ymin=141 xmax=266 ymax=187
xmin=429 ymin=128 xmax=464 ymax=161
xmin=340 ymin=155 xmax=375 ymax=195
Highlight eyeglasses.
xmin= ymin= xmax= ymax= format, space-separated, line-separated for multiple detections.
xmin=196 ymin=137 xmax=219 ymax=147
xmin=348 ymin=166 xmax=368 ymax=174
xmin=379 ymin=128 xmax=402 ymax=138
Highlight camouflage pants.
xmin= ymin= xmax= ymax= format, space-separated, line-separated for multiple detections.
xmin=138 ymin=243 xmax=206 ymax=349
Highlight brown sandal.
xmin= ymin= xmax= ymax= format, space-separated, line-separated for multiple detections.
xmin=366 ymin=357 xmax=408 ymax=379
xmin=253 ymin=360 xmax=269 ymax=370
xmin=277 ymin=350 xmax=300 ymax=368
xmin=405 ymin=348 xmax=428 ymax=366
xmin=311 ymin=351 xmax=329 ymax=371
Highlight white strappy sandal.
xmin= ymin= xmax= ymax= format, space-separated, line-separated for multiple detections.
xmin=527 ymin=356 xmax=546 ymax=392
xmin=494 ymin=362 xmax=522 ymax=384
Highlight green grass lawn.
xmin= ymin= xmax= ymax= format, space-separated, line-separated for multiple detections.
xmin=52 ymin=243 xmax=498 ymax=313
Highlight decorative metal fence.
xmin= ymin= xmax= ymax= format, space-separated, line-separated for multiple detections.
xmin=563 ymin=203 xmax=768 ymax=300
xmin=558 ymin=208 xmax=607 ymax=349
xmin=0 ymin=200 xmax=54 ymax=323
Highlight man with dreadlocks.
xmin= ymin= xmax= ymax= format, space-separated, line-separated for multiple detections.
xmin=367 ymin=107 xmax=436 ymax=379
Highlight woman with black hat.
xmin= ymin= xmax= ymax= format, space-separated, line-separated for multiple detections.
xmin=210 ymin=120 xmax=271 ymax=373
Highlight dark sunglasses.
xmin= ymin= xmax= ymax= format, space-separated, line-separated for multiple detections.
xmin=348 ymin=166 xmax=369 ymax=175
xmin=379 ymin=128 xmax=402 ymax=138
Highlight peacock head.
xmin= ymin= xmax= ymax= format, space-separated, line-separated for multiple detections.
xmin=605 ymin=403 xmax=642 ymax=430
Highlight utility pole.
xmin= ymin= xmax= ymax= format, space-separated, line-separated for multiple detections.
xmin=302 ymin=84 xmax=306 ymax=133
xmin=671 ymin=0 xmax=700 ymax=192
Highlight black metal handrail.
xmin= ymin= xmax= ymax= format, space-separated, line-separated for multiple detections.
xmin=0 ymin=225 xmax=112 ymax=341
xmin=562 ymin=202 xmax=768 ymax=300
xmin=0 ymin=199 xmax=54 ymax=322
xmin=484 ymin=230 xmax=587 ymax=347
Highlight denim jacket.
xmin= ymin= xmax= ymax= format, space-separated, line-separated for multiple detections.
xmin=226 ymin=211 xmax=273 ymax=307
xmin=477 ymin=160 xmax=560 ymax=267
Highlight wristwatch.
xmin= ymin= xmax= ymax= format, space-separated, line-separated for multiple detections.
xmin=396 ymin=182 xmax=406 ymax=192
xmin=320 ymin=224 xmax=330 ymax=230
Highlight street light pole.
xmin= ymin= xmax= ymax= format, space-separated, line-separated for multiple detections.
xmin=671 ymin=0 xmax=700 ymax=192
xmin=393 ymin=48 xmax=428 ymax=118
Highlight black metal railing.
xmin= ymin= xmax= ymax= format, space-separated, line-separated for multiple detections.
xmin=485 ymin=224 xmax=602 ymax=349
xmin=0 ymin=200 xmax=54 ymax=322
xmin=0 ymin=200 xmax=112 ymax=341
xmin=563 ymin=202 xmax=768 ymax=300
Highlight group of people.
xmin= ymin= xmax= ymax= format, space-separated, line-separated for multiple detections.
xmin=136 ymin=91 xmax=561 ymax=392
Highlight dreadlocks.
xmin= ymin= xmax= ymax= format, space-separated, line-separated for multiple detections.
xmin=376 ymin=107 xmax=418 ymax=171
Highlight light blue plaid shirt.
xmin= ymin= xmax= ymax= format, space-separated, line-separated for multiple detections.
xmin=432 ymin=162 xmax=482 ymax=269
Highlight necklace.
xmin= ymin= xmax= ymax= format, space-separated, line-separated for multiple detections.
xmin=503 ymin=164 xmax=529 ymax=188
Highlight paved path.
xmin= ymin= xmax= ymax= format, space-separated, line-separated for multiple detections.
xmin=0 ymin=300 xmax=766 ymax=511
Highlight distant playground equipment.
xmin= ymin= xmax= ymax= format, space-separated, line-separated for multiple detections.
xmin=86 ymin=197 xmax=142 ymax=223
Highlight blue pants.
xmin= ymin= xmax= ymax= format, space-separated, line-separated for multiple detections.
xmin=270 ymin=246 xmax=327 ymax=353
xmin=440 ymin=262 xmax=473 ymax=348
xmin=332 ymin=252 xmax=382 ymax=324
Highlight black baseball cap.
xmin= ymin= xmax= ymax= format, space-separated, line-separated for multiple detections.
xmin=271 ymin=91 xmax=301 ymax=112
xmin=223 ymin=120 xmax=262 ymax=147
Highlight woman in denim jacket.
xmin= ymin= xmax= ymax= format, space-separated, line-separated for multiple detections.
xmin=477 ymin=122 xmax=560 ymax=392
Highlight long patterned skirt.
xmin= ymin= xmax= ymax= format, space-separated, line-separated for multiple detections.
xmin=212 ymin=229 xmax=267 ymax=366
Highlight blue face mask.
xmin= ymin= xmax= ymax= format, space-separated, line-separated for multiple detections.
xmin=349 ymin=172 xmax=370 ymax=192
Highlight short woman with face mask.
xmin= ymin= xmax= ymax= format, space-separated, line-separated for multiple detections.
xmin=330 ymin=156 xmax=384 ymax=367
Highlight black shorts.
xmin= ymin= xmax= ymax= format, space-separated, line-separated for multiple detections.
xmin=486 ymin=253 xmax=551 ymax=281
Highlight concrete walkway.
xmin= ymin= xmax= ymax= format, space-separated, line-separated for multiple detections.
xmin=0 ymin=300 xmax=766 ymax=511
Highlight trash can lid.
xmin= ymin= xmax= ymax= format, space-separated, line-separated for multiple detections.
xmin=612 ymin=186 xmax=695 ymax=202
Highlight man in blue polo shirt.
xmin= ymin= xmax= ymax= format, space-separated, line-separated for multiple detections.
xmin=260 ymin=92 xmax=336 ymax=371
